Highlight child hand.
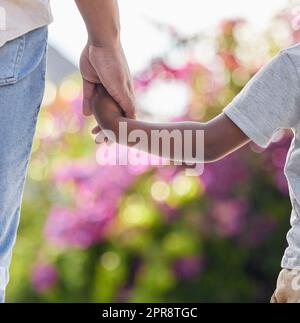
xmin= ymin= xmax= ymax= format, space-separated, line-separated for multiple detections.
xmin=91 ymin=84 xmax=124 ymax=144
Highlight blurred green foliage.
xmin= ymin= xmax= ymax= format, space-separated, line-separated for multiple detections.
xmin=6 ymin=5 xmax=300 ymax=303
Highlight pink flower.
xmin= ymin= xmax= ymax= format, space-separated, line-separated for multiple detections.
xmin=44 ymin=203 xmax=115 ymax=248
xmin=279 ymin=7 xmax=300 ymax=44
xmin=271 ymin=148 xmax=288 ymax=169
xmin=47 ymin=161 xmax=152 ymax=248
xmin=241 ymin=216 xmax=277 ymax=248
xmin=31 ymin=263 xmax=58 ymax=293
xmin=53 ymin=162 xmax=98 ymax=184
xmin=155 ymin=166 xmax=179 ymax=182
xmin=274 ymin=170 xmax=289 ymax=195
xmin=69 ymin=96 xmax=86 ymax=129
xmin=219 ymin=52 xmax=240 ymax=70
xmin=210 ymin=199 xmax=248 ymax=237
xmin=265 ymin=134 xmax=292 ymax=195
xmin=220 ymin=19 xmax=245 ymax=36
xmin=173 ymin=256 xmax=203 ymax=280
xmin=134 ymin=60 xmax=200 ymax=91
xmin=159 ymin=203 xmax=180 ymax=222
xmin=201 ymin=152 xmax=250 ymax=198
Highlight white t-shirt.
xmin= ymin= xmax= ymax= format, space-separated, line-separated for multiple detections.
xmin=224 ymin=45 xmax=300 ymax=269
xmin=0 ymin=0 xmax=52 ymax=47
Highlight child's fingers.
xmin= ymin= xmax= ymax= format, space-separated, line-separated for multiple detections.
xmin=95 ymin=131 xmax=114 ymax=146
xmin=95 ymin=130 xmax=107 ymax=144
xmin=82 ymin=79 xmax=96 ymax=116
xmin=92 ymin=125 xmax=102 ymax=135
xmin=95 ymin=130 xmax=113 ymax=145
xmin=96 ymin=84 xmax=109 ymax=97
xmin=95 ymin=84 xmax=125 ymax=116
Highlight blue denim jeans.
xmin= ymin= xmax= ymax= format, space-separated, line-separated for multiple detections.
xmin=0 ymin=27 xmax=48 ymax=303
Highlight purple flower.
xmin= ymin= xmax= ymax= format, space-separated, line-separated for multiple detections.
xmin=173 ymin=256 xmax=203 ymax=280
xmin=155 ymin=166 xmax=180 ymax=182
xmin=210 ymin=199 xmax=248 ymax=237
xmin=265 ymin=135 xmax=292 ymax=195
xmin=47 ymin=161 xmax=151 ymax=248
xmin=53 ymin=162 xmax=98 ymax=184
xmin=271 ymin=147 xmax=288 ymax=169
xmin=275 ymin=170 xmax=289 ymax=195
xmin=201 ymin=153 xmax=249 ymax=198
xmin=159 ymin=203 xmax=180 ymax=222
xmin=116 ymin=286 xmax=132 ymax=303
xmin=241 ymin=216 xmax=277 ymax=248
xmin=69 ymin=96 xmax=86 ymax=129
xmin=44 ymin=203 xmax=115 ymax=248
xmin=31 ymin=263 xmax=58 ymax=293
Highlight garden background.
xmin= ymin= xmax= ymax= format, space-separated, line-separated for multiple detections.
xmin=6 ymin=0 xmax=300 ymax=302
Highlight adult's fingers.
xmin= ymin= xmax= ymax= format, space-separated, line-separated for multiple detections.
xmin=82 ymin=79 xmax=96 ymax=116
xmin=89 ymin=45 xmax=136 ymax=120
xmin=117 ymin=90 xmax=136 ymax=119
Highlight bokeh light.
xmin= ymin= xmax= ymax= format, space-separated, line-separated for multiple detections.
xmin=7 ymin=3 xmax=298 ymax=303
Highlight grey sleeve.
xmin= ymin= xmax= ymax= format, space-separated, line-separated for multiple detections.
xmin=224 ymin=51 xmax=300 ymax=148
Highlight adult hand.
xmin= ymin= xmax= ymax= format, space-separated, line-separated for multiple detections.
xmin=80 ymin=42 xmax=136 ymax=120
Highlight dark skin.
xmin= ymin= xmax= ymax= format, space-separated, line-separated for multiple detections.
xmin=75 ymin=0 xmax=248 ymax=163
xmin=75 ymin=0 xmax=135 ymax=118
xmin=92 ymin=86 xmax=250 ymax=163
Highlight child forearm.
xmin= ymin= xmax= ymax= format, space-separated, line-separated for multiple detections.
xmin=97 ymin=114 xmax=250 ymax=163
xmin=92 ymin=86 xmax=249 ymax=163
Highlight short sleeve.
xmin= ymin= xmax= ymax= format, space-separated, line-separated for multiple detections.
xmin=224 ymin=51 xmax=300 ymax=148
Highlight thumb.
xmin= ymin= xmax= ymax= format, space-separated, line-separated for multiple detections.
xmin=82 ymin=79 xmax=96 ymax=116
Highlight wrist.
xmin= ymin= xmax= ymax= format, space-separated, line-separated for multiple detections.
xmin=88 ymin=30 xmax=120 ymax=48
xmin=87 ymin=39 xmax=122 ymax=58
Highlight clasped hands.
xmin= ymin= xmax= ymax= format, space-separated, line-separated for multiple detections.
xmin=80 ymin=42 xmax=136 ymax=140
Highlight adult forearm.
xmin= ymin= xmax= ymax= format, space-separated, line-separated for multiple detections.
xmin=75 ymin=0 xmax=121 ymax=47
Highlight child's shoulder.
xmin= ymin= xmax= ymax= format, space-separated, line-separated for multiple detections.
xmin=280 ymin=44 xmax=300 ymax=71
xmin=281 ymin=43 xmax=300 ymax=59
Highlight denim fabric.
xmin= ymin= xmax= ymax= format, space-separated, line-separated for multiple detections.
xmin=0 ymin=291 xmax=4 ymax=303
xmin=0 ymin=26 xmax=48 ymax=303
